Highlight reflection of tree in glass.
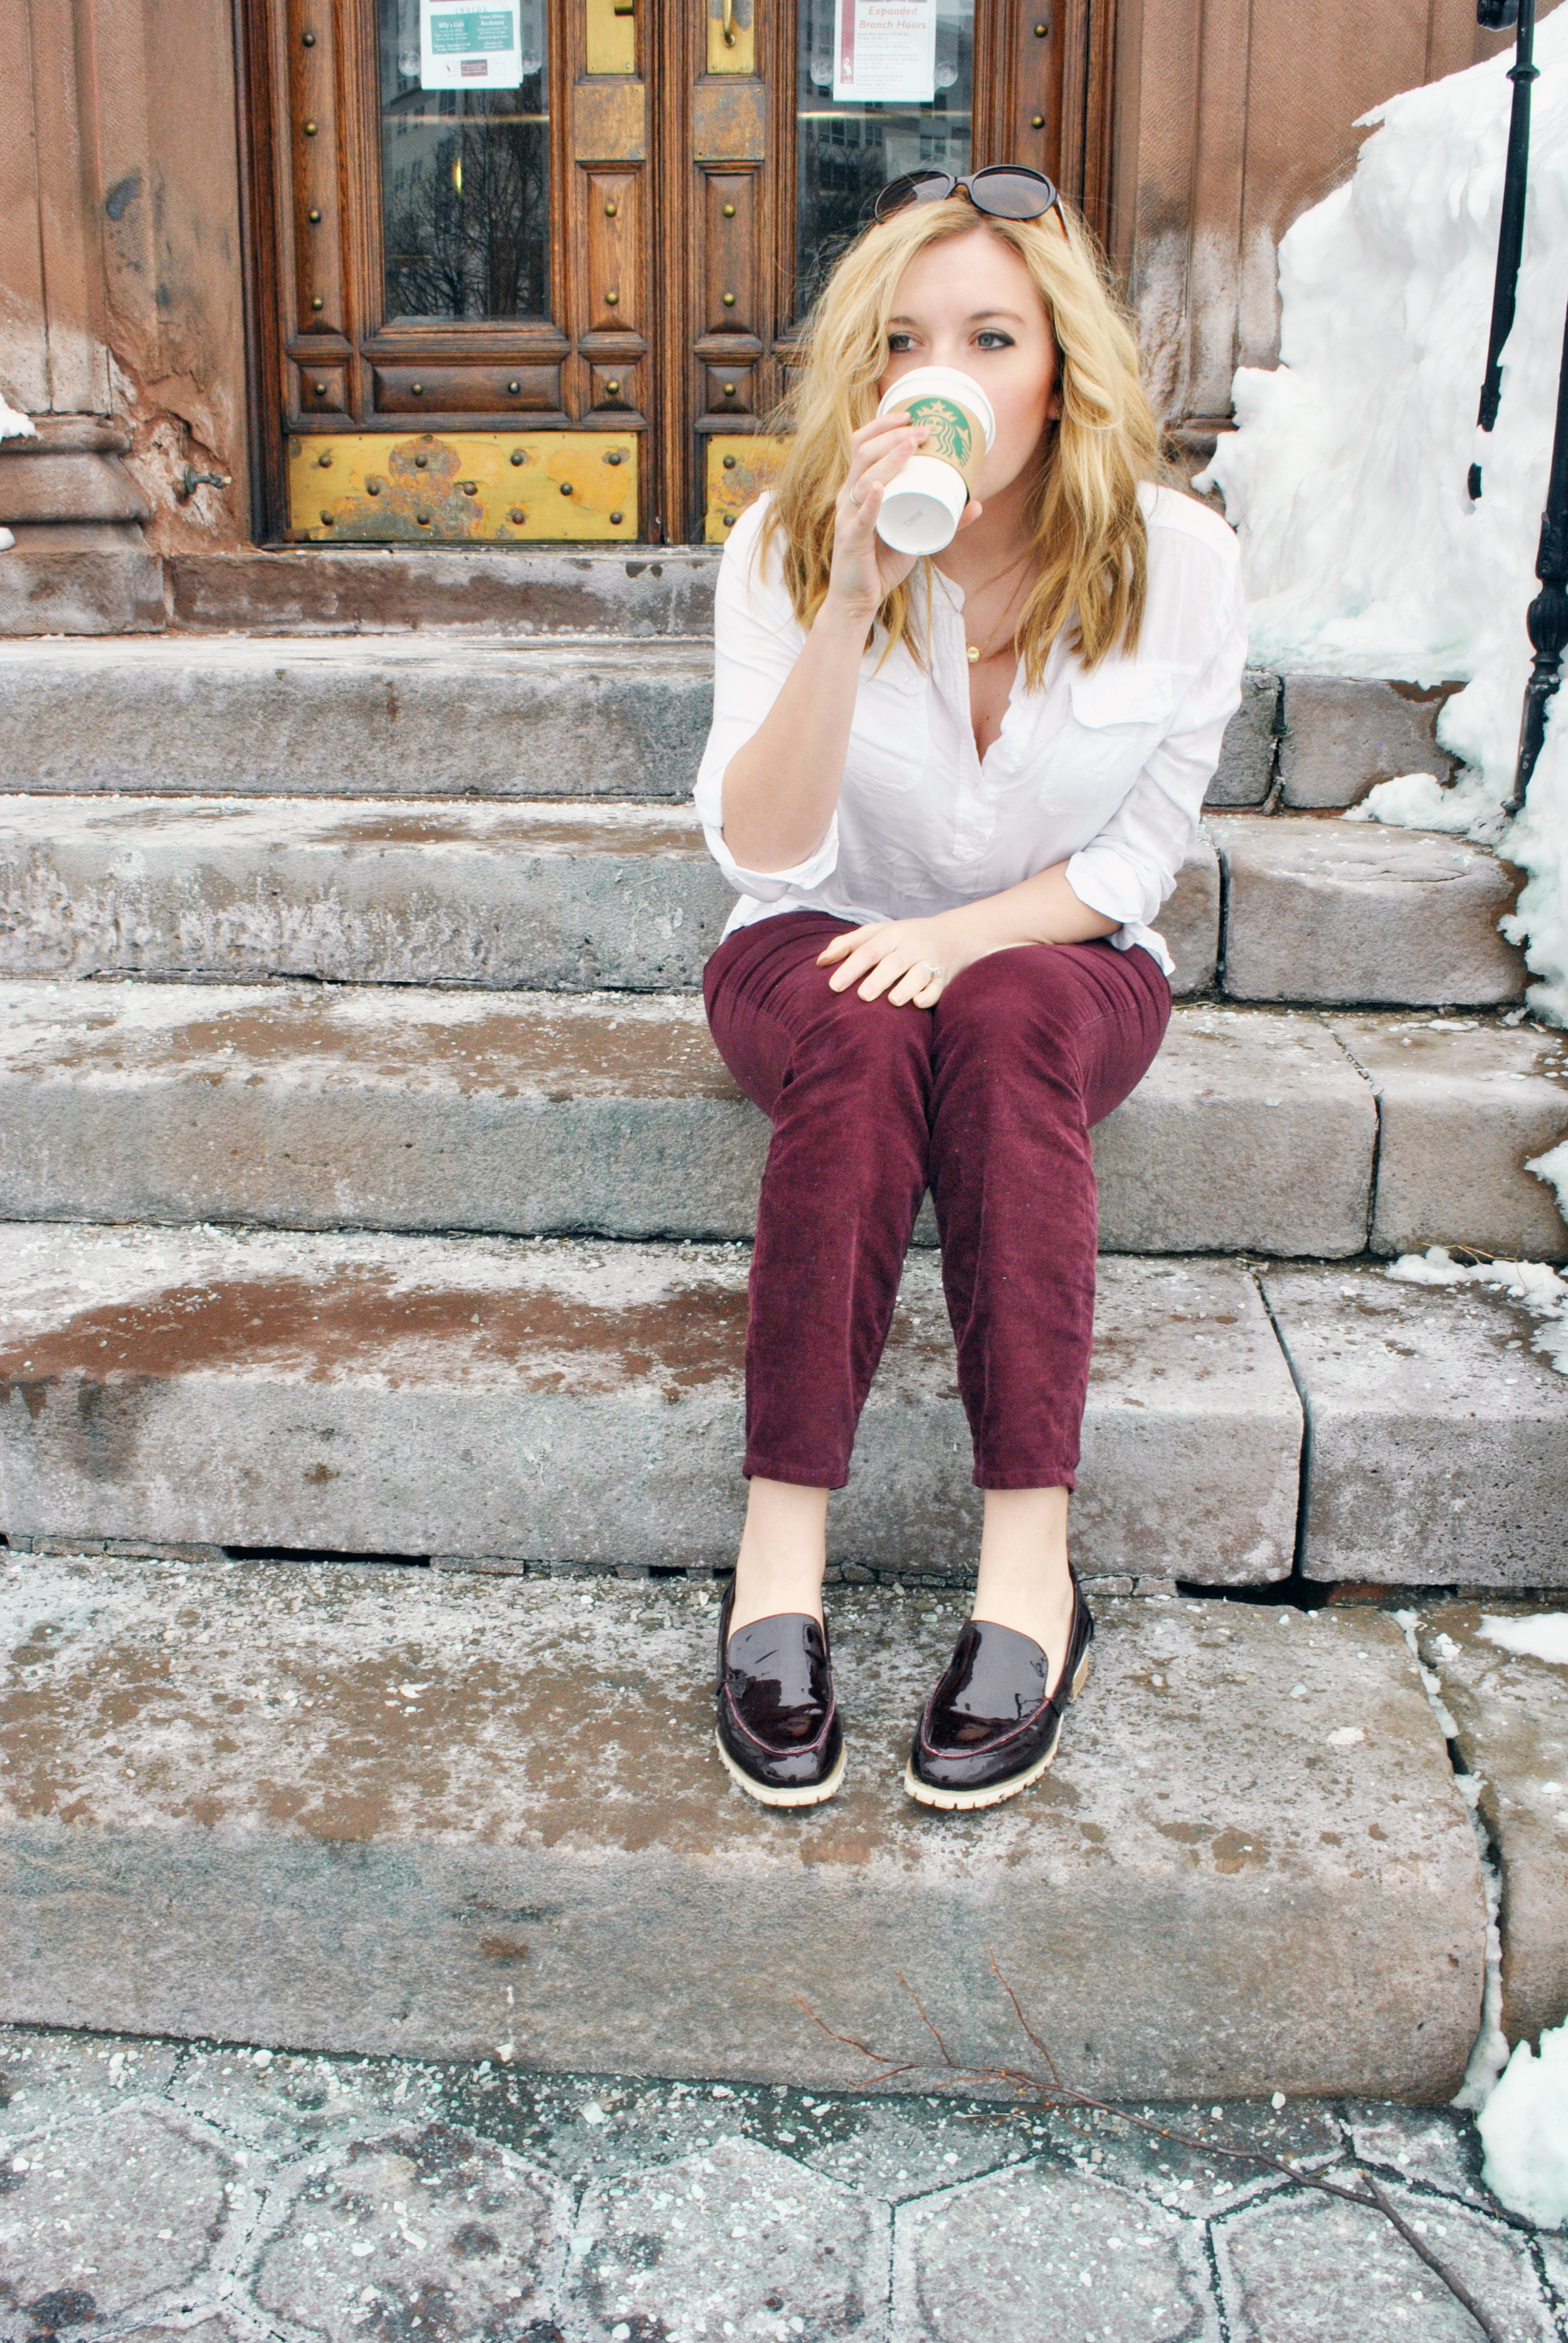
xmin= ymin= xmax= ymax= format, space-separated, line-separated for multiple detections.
xmin=384 ymin=85 xmax=549 ymax=321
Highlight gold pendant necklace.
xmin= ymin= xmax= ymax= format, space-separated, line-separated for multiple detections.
xmin=961 ymin=546 xmax=1033 ymax=667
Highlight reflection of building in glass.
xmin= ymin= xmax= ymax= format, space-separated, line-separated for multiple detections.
xmin=377 ymin=0 xmax=549 ymax=322
xmin=794 ymin=0 xmax=973 ymax=323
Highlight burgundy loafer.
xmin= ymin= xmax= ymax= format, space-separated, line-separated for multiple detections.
xmin=905 ymin=1568 xmax=1094 ymax=1810
xmin=714 ymin=1576 xmax=846 ymax=1808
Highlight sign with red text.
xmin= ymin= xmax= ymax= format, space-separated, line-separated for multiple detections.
xmin=832 ymin=0 xmax=936 ymax=104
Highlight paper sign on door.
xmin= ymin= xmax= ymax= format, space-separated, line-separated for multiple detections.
xmin=832 ymin=0 xmax=936 ymax=105
xmin=420 ymin=0 xmax=524 ymax=88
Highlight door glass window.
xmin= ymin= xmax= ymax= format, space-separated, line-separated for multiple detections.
xmin=378 ymin=0 xmax=550 ymax=321
xmin=794 ymin=0 xmax=973 ymax=322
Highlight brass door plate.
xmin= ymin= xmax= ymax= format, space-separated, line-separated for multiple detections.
xmin=704 ymin=433 xmax=788 ymax=542
xmin=289 ymin=432 xmax=639 ymax=543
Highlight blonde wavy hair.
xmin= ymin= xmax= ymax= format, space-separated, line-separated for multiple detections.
xmin=762 ymin=194 xmax=1163 ymax=682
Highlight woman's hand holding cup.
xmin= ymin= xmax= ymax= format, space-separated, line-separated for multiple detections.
xmin=828 ymin=414 xmax=974 ymax=618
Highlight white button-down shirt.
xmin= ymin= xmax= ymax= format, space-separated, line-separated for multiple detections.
xmin=694 ymin=482 xmax=1248 ymax=974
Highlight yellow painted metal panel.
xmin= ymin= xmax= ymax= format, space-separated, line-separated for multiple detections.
xmin=704 ymin=433 xmax=788 ymax=543
xmin=706 ymin=0 xmax=755 ymax=74
xmin=287 ymin=432 xmax=639 ymax=544
xmin=585 ymin=0 xmax=637 ymax=73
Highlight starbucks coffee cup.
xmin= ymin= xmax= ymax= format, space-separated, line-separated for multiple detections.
xmin=873 ymin=368 xmax=997 ymax=555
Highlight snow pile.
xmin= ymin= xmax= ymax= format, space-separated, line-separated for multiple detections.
xmin=1385 ymin=1245 xmax=1568 ymax=1373
xmin=1479 ymin=1610 xmax=1568 ymax=1665
xmin=1478 ymin=2020 xmax=1568 ymax=2226
xmin=1199 ymin=12 xmax=1568 ymax=1026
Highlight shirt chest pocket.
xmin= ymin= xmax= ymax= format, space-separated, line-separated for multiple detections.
xmin=1061 ymin=662 xmax=1182 ymax=782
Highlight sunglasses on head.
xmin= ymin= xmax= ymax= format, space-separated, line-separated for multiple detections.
xmin=872 ymin=164 xmax=1067 ymax=235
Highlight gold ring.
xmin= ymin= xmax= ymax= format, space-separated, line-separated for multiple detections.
xmin=849 ymin=487 xmax=864 ymax=507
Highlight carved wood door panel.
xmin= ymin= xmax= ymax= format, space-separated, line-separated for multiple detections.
xmin=240 ymin=0 xmax=1111 ymax=545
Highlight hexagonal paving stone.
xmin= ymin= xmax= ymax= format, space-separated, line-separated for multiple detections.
xmin=894 ymin=2162 xmax=1214 ymax=2342
xmin=253 ymin=2123 xmax=561 ymax=2342
xmin=572 ymin=2133 xmax=886 ymax=2341
xmin=1214 ymin=2182 xmax=1552 ymax=2340
xmin=0 ymin=2105 xmax=239 ymax=2337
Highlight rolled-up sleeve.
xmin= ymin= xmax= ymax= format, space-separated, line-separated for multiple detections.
xmin=692 ymin=499 xmax=841 ymax=901
xmin=1065 ymin=534 xmax=1248 ymax=931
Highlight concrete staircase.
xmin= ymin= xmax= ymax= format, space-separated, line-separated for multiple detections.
xmin=2 ymin=548 xmax=1565 ymax=2095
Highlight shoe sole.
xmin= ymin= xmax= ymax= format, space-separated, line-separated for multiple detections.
xmin=903 ymin=1645 xmax=1093 ymax=1812
xmin=716 ymin=1729 xmax=847 ymax=1809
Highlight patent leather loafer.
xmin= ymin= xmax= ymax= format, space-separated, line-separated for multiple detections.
xmin=715 ymin=1577 xmax=846 ymax=1808
xmin=905 ymin=1570 xmax=1094 ymax=1810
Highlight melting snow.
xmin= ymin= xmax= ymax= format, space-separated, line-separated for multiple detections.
xmin=1478 ymin=2019 xmax=1568 ymax=2226
xmin=1385 ymin=1246 xmax=1568 ymax=1375
xmin=1478 ymin=1613 xmax=1568 ymax=1667
xmin=1200 ymin=10 xmax=1568 ymax=1030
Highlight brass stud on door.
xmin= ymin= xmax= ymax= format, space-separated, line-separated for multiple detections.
xmin=610 ymin=511 xmax=623 ymax=524
xmin=509 ymin=507 xmax=526 ymax=523
xmin=1034 ymin=18 xmax=1048 ymax=29
xmin=415 ymin=453 xmax=428 ymax=468
xmin=723 ymin=203 xmax=735 ymax=218
xmin=366 ymin=478 xmax=381 ymax=494
xmin=722 ymin=291 xmax=735 ymax=306
xmin=310 ymin=295 xmax=324 ymax=311
xmin=605 ymin=200 xmax=618 ymax=216
xmin=462 ymin=481 xmax=478 ymax=495
xmin=723 ymin=381 xmax=736 ymax=396
xmin=723 ymin=513 xmax=735 ymax=526
xmin=411 ymin=381 xmax=424 ymax=394
xmin=1030 ymin=113 xmax=1044 ymax=127
xmin=559 ymin=481 xmax=574 ymax=494
xmin=307 ymin=207 xmax=321 ymax=223
xmin=507 ymin=379 xmax=521 ymax=393
xmin=605 ymin=289 xmax=618 ymax=304
xmin=313 ymin=380 xmax=327 ymax=395
xmin=317 ymin=451 xmax=332 ymax=467
xmin=606 ymin=378 xmax=622 ymax=395
xmin=302 ymin=27 xmax=315 ymax=41
xmin=304 ymin=120 xmax=319 ymax=134
xmin=511 ymin=449 xmax=526 ymax=465
xmin=723 ymin=454 xmax=736 ymax=469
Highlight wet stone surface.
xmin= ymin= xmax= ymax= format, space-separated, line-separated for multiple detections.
xmin=1 ymin=2029 xmax=1564 ymax=2343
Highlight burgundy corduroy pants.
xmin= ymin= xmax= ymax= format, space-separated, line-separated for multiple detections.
xmin=703 ymin=910 xmax=1171 ymax=1491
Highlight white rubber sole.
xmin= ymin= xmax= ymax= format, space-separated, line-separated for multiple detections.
xmin=904 ymin=1644 xmax=1093 ymax=1813
xmin=716 ymin=1729 xmax=847 ymax=1809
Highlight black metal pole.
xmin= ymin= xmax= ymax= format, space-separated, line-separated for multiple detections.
xmin=1505 ymin=294 xmax=1568 ymax=815
xmin=1470 ymin=0 xmax=1538 ymax=500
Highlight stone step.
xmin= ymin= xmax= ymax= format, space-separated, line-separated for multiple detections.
xmin=0 ymin=986 xmax=1379 ymax=1256
xmin=0 ymin=1227 xmax=1301 ymax=1582
xmin=1416 ymin=1605 xmax=1568 ymax=2046
xmin=1212 ymin=814 xmax=1525 ymax=1006
xmin=0 ymin=1549 xmax=1483 ymax=2097
xmin=1276 ymin=677 xmax=1459 ymax=810
xmin=1259 ymin=1263 xmax=1568 ymax=1588
xmin=0 ymin=635 xmax=713 ymax=802
xmin=0 ymin=793 xmax=1212 ymax=1000
xmin=0 ymin=634 xmax=1278 ymax=808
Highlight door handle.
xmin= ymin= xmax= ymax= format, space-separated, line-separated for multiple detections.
xmin=613 ymin=0 xmax=633 ymax=15
xmin=721 ymin=0 xmax=736 ymax=43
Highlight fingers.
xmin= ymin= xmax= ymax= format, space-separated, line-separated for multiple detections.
xmin=816 ymin=925 xmax=878 ymax=966
xmin=825 ymin=938 xmax=891 ymax=992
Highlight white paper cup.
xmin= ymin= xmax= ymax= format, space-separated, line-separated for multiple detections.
xmin=873 ymin=368 xmax=996 ymax=555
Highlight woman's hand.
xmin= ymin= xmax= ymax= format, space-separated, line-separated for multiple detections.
xmin=818 ymin=914 xmax=985 ymax=1008
xmin=825 ymin=412 xmax=982 ymax=618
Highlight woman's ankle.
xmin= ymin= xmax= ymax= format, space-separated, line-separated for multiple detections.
xmin=729 ymin=1477 xmax=830 ymax=1635
xmin=970 ymin=1486 xmax=1074 ymax=1657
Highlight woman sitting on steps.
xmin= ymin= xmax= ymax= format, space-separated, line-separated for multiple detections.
xmin=696 ymin=167 xmax=1247 ymax=1814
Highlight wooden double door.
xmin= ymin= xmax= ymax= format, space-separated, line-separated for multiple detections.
xmin=243 ymin=0 xmax=1113 ymax=546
